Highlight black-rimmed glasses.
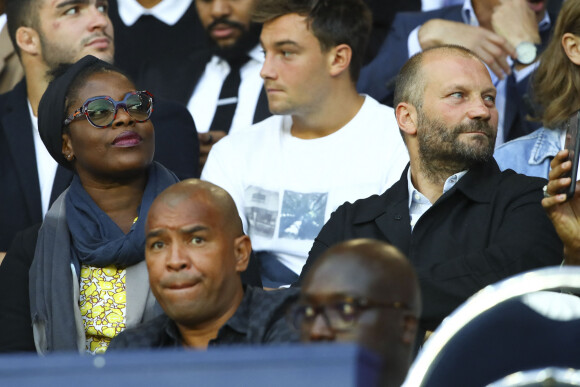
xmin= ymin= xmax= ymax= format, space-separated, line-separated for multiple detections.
xmin=288 ymin=296 xmax=410 ymax=332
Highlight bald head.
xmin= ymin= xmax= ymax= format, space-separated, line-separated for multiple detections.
xmin=144 ymin=179 xmax=252 ymax=336
xmin=298 ymin=239 xmax=420 ymax=386
xmin=394 ymin=44 xmax=485 ymax=109
xmin=303 ymin=239 xmax=420 ymax=316
xmin=147 ymin=179 xmax=244 ymax=238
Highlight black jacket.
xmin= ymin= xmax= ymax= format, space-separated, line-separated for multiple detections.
xmin=299 ymin=161 xmax=563 ymax=331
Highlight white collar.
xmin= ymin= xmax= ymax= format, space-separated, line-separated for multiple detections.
xmin=406 ymin=168 xmax=468 ymax=208
xmin=117 ymin=0 xmax=193 ymax=27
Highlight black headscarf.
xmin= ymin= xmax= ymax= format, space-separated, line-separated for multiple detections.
xmin=37 ymin=55 xmax=116 ymax=170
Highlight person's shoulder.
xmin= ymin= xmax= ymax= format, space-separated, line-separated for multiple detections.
xmin=496 ymin=164 xmax=547 ymax=191
xmin=248 ymin=286 xmax=300 ymax=307
xmin=392 ymin=4 xmax=463 ymax=26
xmin=328 ymin=180 xmax=405 ymax=225
xmin=360 ymin=96 xmax=398 ymax=127
xmin=0 ymin=81 xmax=27 ymax=116
xmin=213 ymin=115 xmax=285 ymax=150
xmin=245 ymin=286 xmax=299 ymax=342
xmin=108 ymin=314 xmax=170 ymax=350
xmin=494 ymin=127 xmax=560 ymax=175
xmin=496 ymin=127 xmax=556 ymax=151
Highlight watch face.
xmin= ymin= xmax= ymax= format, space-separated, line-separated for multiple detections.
xmin=516 ymin=42 xmax=537 ymax=65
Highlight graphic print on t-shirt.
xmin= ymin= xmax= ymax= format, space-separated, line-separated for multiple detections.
xmin=279 ymin=190 xmax=328 ymax=240
xmin=245 ymin=187 xmax=328 ymax=241
xmin=245 ymin=186 xmax=279 ymax=238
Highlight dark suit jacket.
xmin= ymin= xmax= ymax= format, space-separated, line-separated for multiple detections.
xmin=356 ymin=5 xmax=554 ymax=141
xmin=108 ymin=0 xmax=209 ymax=83
xmin=0 ymin=81 xmax=199 ymax=251
xmin=298 ymin=162 xmax=563 ymax=331
xmin=0 ymin=223 xmax=39 ymax=352
xmin=137 ymin=48 xmax=271 ymax=129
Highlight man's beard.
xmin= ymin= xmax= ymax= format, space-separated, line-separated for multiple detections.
xmin=416 ymin=109 xmax=496 ymax=183
xmin=207 ymin=20 xmax=262 ymax=64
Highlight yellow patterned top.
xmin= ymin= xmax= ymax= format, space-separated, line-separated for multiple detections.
xmin=79 ymin=264 xmax=127 ymax=354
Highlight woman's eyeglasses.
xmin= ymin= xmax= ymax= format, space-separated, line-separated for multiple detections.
xmin=64 ymin=90 xmax=154 ymax=128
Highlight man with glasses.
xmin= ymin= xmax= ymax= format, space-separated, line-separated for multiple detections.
xmin=294 ymin=238 xmax=420 ymax=387
xmin=0 ymin=0 xmax=200 ymax=258
xmin=108 ymin=179 xmax=299 ymax=350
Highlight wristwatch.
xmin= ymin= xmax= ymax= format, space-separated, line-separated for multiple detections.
xmin=515 ymin=41 xmax=539 ymax=65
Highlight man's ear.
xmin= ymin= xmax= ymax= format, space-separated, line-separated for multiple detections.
xmin=401 ymin=315 xmax=418 ymax=345
xmin=396 ymin=102 xmax=418 ymax=137
xmin=562 ymin=32 xmax=580 ymax=65
xmin=15 ymin=26 xmax=41 ymax=56
xmin=328 ymin=44 xmax=352 ymax=78
xmin=234 ymin=235 xmax=252 ymax=273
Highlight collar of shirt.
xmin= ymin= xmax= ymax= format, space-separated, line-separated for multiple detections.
xmin=407 ymin=168 xmax=467 ymax=215
xmin=117 ymin=0 xmax=193 ymax=27
xmin=0 ymin=14 xmax=6 ymax=32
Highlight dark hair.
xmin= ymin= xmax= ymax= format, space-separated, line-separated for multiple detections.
xmin=5 ymin=0 xmax=38 ymax=57
xmin=253 ymin=0 xmax=372 ymax=82
xmin=532 ymin=0 xmax=580 ymax=129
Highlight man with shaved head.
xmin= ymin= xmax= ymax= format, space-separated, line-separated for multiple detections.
xmin=292 ymin=239 xmax=420 ymax=387
xmin=299 ymin=45 xmax=562 ymax=339
xmin=109 ymin=179 xmax=299 ymax=350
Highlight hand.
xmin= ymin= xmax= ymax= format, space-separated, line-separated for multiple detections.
xmin=541 ymin=150 xmax=580 ymax=264
xmin=492 ymin=0 xmax=541 ymax=68
xmin=418 ymin=19 xmax=514 ymax=79
xmin=492 ymin=0 xmax=541 ymax=47
xmin=198 ymin=130 xmax=227 ymax=170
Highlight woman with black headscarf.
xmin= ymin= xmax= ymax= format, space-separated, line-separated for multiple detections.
xmin=25 ymin=55 xmax=179 ymax=354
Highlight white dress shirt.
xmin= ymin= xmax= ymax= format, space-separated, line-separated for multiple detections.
xmin=28 ymin=101 xmax=58 ymax=218
xmin=407 ymin=168 xmax=467 ymax=230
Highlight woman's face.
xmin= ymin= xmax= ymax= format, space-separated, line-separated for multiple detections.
xmin=62 ymin=71 xmax=155 ymax=182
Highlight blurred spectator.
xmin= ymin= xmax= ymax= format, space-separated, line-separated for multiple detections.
xmin=108 ymin=0 xmax=208 ymax=84
xmin=363 ymin=0 xmax=421 ymax=64
xmin=295 ymin=239 xmax=420 ymax=387
xmin=495 ymin=0 xmax=579 ymax=178
xmin=0 ymin=0 xmax=22 ymax=94
xmin=139 ymin=0 xmax=270 ymax=169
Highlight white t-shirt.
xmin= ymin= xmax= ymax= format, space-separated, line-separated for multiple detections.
xmin=202 ymin=96 xmax=409 ymax=278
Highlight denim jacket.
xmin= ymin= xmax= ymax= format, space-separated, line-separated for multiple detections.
xmin=493 ymin=127 xmax=563 ymax=179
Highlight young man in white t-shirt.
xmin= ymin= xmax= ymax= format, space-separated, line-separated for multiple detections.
xmin=202 ymin=0 xmax=409 ymax=287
